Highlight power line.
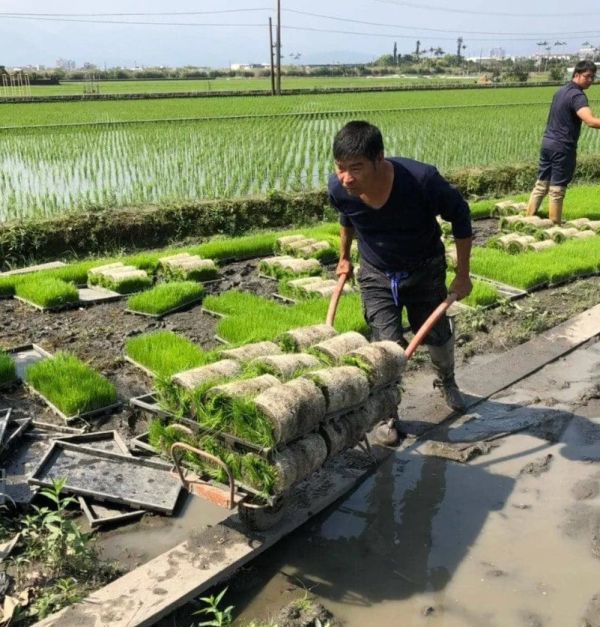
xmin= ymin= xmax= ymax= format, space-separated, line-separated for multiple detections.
xmin=373 ymin=0 xmax=600 ymax=18
xmin=284 ymin=8 xmax=600 ymax=38
xmin=0 ymin=15 xmax=267 ymax=28
xmin=0 ymin=9 xmax=271 ymax=17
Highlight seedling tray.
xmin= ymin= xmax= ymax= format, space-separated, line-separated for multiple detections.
xmin=26 ymin=385 xmax=122 ymax=424
xmin=200 ymin=307 xmax=226 ymax=319
xmin=14 ymin=295 xmax=79 ymax=313
xmin=271 ymin=293 xmax=297 ymax=304
xmin=78 ymin=496 xmax=146 ymax=529
xmin=0 ymin=261 xmax=66 ymax=277
xmin=0 ymin=417 xmax=32 ymax=461
xmin=77 ymin=286 xmax=122 ymax=306
xmin=7 ymin=343 xmax=52 ymax=381
xmin=128 ymin=431 xmax=160 ymax=455
xmin=125 ymin=294 xmax=205 ymax=319
xmin=129 ymin=392 xmax=175 ymax=420
xmin=123 ymin=356 xmax=157 ymax=378
xmin=469 ymin=274 xmax=529 ymax=300
xmin=55 ymin=430 xmax=129 ymax=455
xmin=29 ymin=441 xmax=183 ymax=514
xmin=0 ymin=409 xmax=11 ymax=449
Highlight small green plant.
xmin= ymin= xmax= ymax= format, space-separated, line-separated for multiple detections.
xmin=125 ymin=330 xmax=216 ymax=378
xmin=16 ymin=277 xmax=79 ymax=309
xmin=0 ymin=349 xmax=17 ymax=385
xmin=127 ymin=281 xmax=204 ymax=316
xmin=31 ymin=577 xmax=82 ymax=619
xmin=193 ymin=587 xmax=233 ymax=627
xmin=25 ymin=352 xmax=117 ymax=418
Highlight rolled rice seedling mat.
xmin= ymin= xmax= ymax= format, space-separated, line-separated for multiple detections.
xmin=247 ymin=353 xmax=321 ymax=381
xmin=163 ymin=258 xmax=219 ymax=282
xmin=309 ymin=331 xmax=369 ymax=365
xmin=253 ymin=377 xmax=326 ymax=445
xmin=220 ymin=341 xmax=282 ymax=364
xmin=321 ymin=416 xmax=355 ymax=458
xmin=527 ymin=240 xmax=557 ymax=252
xmin=274 ymin=235 xmax=310 ymax=253
xmin=279 ymin=432 xmax=329 ymax=491
xmin=278 ymin=323 xmax=339 ymax=352
xmin=571 ymin=230 xmax=596 ymax=240
xmin=497 ymin=232 xmax=522 ymax=247
xmin=344 ymin=341 xmax=407 ymax=388
xmin=276 ymin=258 xmax=322 ymax=274
xmin=172 ymin=359 xmax=242 ymax=391
xmin=565 ymin=218 xmax=592 ymax=230
xmin=282 ymin=238 xmax=317 ymax=253
xmin=295 ymin=241 xmax=331 ymax=256
xmin=445 ymin=247 xmax=457 ymax=269
xmin=305 ymin=366 xmax=370 ymax=415
xmin=206 ymin=374 xmax=280 ymax=405
xmin=88 ymin=262 xmax=126 ymax=280
xmin=544 ymin=227 xmax=577 ymax=243
xmin=491 ymin=200 xmax=525 ymax=217
xmin=506 ymin=235 xmax=536 ymax=254
xmin=585 ymin=220 xmax=600 ymax=233
xmin=287 ymin=276 xmax=328 ymax=291
xmin=345 ymin=385 xmax=402 ymax=441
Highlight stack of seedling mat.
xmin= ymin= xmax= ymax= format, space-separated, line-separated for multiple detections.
xmin=275 ymin=235 xmax=337 ymax=263
xmin=158 ymin=253 xmax=218 ymax=282
xmin=258 ymin=255 xmax=322 ymax=279
xmin=499 ymin=215 xmax=554 ymax=233
xmin=490 ymin=200 xmax=527 ymax=217
xmin=149 ymin=326 xmax=405 ymax=504
xmin=565 ymin=218 xmax=600 ymax=232
xmin=88 ymin=262 xmax=152 ymax=294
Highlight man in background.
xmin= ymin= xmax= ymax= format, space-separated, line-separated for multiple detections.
xmin=527 ymin=60 xmax=600 ymax=223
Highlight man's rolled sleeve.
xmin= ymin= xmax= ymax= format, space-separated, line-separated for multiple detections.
xmin=424 ymin=169 xmax=472 ymax=239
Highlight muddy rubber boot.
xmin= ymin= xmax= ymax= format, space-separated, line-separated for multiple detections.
xmin=428 ymin=338 xmax=466 ymax=413
xmin=548 ymin=185 xmax=566 ymax=225
xmin=526 ymin=179 xmax=550 ymax=216
xmin=373 ymin=418 xmax=402 ymax=446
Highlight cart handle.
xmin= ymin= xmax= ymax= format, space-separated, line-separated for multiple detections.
xmin=326 ymin=273 xmax=349 ymax=327
xmin=404 ymin=293 xmax=457 ymax=360
xmin=170 ymin=442 xmax=236 ymax=509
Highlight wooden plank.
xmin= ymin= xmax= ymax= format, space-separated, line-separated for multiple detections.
xmin=35 ymin=446 xmax=389 ymax=627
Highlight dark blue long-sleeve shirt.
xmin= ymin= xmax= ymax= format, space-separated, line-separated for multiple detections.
xmin=328 ymin=157 xmax=472 ymax=272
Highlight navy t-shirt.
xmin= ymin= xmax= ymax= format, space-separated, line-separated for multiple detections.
xmin=542 ymin=82 xmax=588 ymax=153
xmin=328 ymin=157 xmax=472 ymax=272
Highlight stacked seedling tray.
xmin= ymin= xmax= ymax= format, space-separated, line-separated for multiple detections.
xmin=158 ymin=253 xmax=219 ymax=282
xmin=88 ymin=262 xmax=152 ymax=294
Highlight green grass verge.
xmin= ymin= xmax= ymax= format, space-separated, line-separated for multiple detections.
xmin=0 ymin=350 xmax=17 ymax=385
xmin=202 ymin=291 xmax=368 ymax=345
xmin=25 ymin=352 xmax=117 ymax=417
xmin=15 ymin=277 xmax=79 ymax=309
xmin=125 ymin=330 xmax=216 ymax=378
xmin=127 ymin=281 xmax=204 ymax=316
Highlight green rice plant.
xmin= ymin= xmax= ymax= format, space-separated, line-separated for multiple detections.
xmin=127 ymin=281 xmax=204 ymax=316
xmin=471 ymin=236 xmax=600 ymax=289
xmin=446 ymin=273 xmax=499 ymax=307
xmin=204 ymin=291 xmax=368 ymax=345
xmin=25 ymin=352 xmax=117 ymax=418
xmin=96 ymin=273 xmax=153 ymax=294
xmin=125 ymin=330 xmax=215 ymax=378
xmin=189 ymin=233 xmax=278 ymax=261
xmin=241 ymin=453 xmax=277 ymax=494
xmin=15 ymin=277 xmax=79 ymax=309
xmin=0 ymin=350 xmax=17 ymax=385
xmin=342 ymin=354 xmax=376 ymax=381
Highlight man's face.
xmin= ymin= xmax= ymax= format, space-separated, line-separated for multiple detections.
xmin=573 ymin=71 xmax=596 ymax=89
xmin=334 ymin=156 xmax=378 ymax=196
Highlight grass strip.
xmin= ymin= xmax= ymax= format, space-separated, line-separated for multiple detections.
xmin=125 ymin=330 xmax=216 ymax=378
xmin=0 ymin=350 xmax=17 ymax=385
xmin=15 ymin=277 xmax=79 ymax=309
xmin=25 ymin=352 xmax=117 ymax=417
xmin=127 ymin=281 xmax=204 ymax=316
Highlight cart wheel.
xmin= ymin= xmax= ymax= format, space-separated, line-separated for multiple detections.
xmin=238 ymin=497 xmax=286 ymax=531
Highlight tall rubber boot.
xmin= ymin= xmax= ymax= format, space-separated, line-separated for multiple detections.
xmin=526 ymin=180 xmax=550 ymax=216
xmin=428 ymin=337 xmax=466 ymax=413
xmin=548 ymin=185 xmax=566 ymax=225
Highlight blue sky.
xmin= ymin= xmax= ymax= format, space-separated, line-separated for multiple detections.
xmin=1 ymin=0 xmax=600 ymax=68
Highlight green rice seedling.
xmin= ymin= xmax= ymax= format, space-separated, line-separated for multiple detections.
xmin=122 ymin=253 xmax=162 ymax=272
xmin=15 ymin=277 xmax=79 ymax=309
xmin=190 ymin=233 xmax=278 ymax=261
xmin=241 ymin=453 xmax=277 ymax=494
xmin=311 ymin=247 xmax=338 ymax=264
xmin=0 ymin=350 xmax=17 ymax=386
xmin=258 ymin=259 xmax=321 ymax=280
xmin=163 ymin=262 xmax=218 ymax=283
xmin=0 ymin=276 xmax=19 ymax=297
xmin=127 ymin=281 xmax=204 ymax=316
xmin=98 ymin=274 xmax=153 ymax=294
xmin=446 ymin=273 xmax=499 ymax=307
xmin=25 ymin=352 xmax=117 ymax=418
xmin=342 ymin=354 xmax=375 ymax=380
xmin=125 ymin=330 xmax=215 ymax=378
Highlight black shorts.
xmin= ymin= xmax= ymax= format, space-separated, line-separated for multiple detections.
xmin=357 ymin=256 xmax=451 ymax=347
xmin=538 ymin=147 xmax=576 ymax=187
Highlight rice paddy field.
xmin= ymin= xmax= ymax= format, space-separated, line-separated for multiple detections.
xmin=2 ymin=84 xmax=600 ymax=221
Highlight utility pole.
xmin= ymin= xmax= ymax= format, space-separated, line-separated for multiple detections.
xmin=276 ymin=0 xmax=281 ymax=95
xmin=269 ymin=18 xmax=275 ymax=95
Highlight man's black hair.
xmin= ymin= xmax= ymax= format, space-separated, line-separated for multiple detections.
xmin=333 ymin=121 xmax=384 ymax=162
xmin=573 ymin=60 xmax=597 ymax=77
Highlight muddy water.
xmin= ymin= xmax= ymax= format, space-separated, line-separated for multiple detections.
xmin=230 ymin=345 xmax=600 ymax=627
